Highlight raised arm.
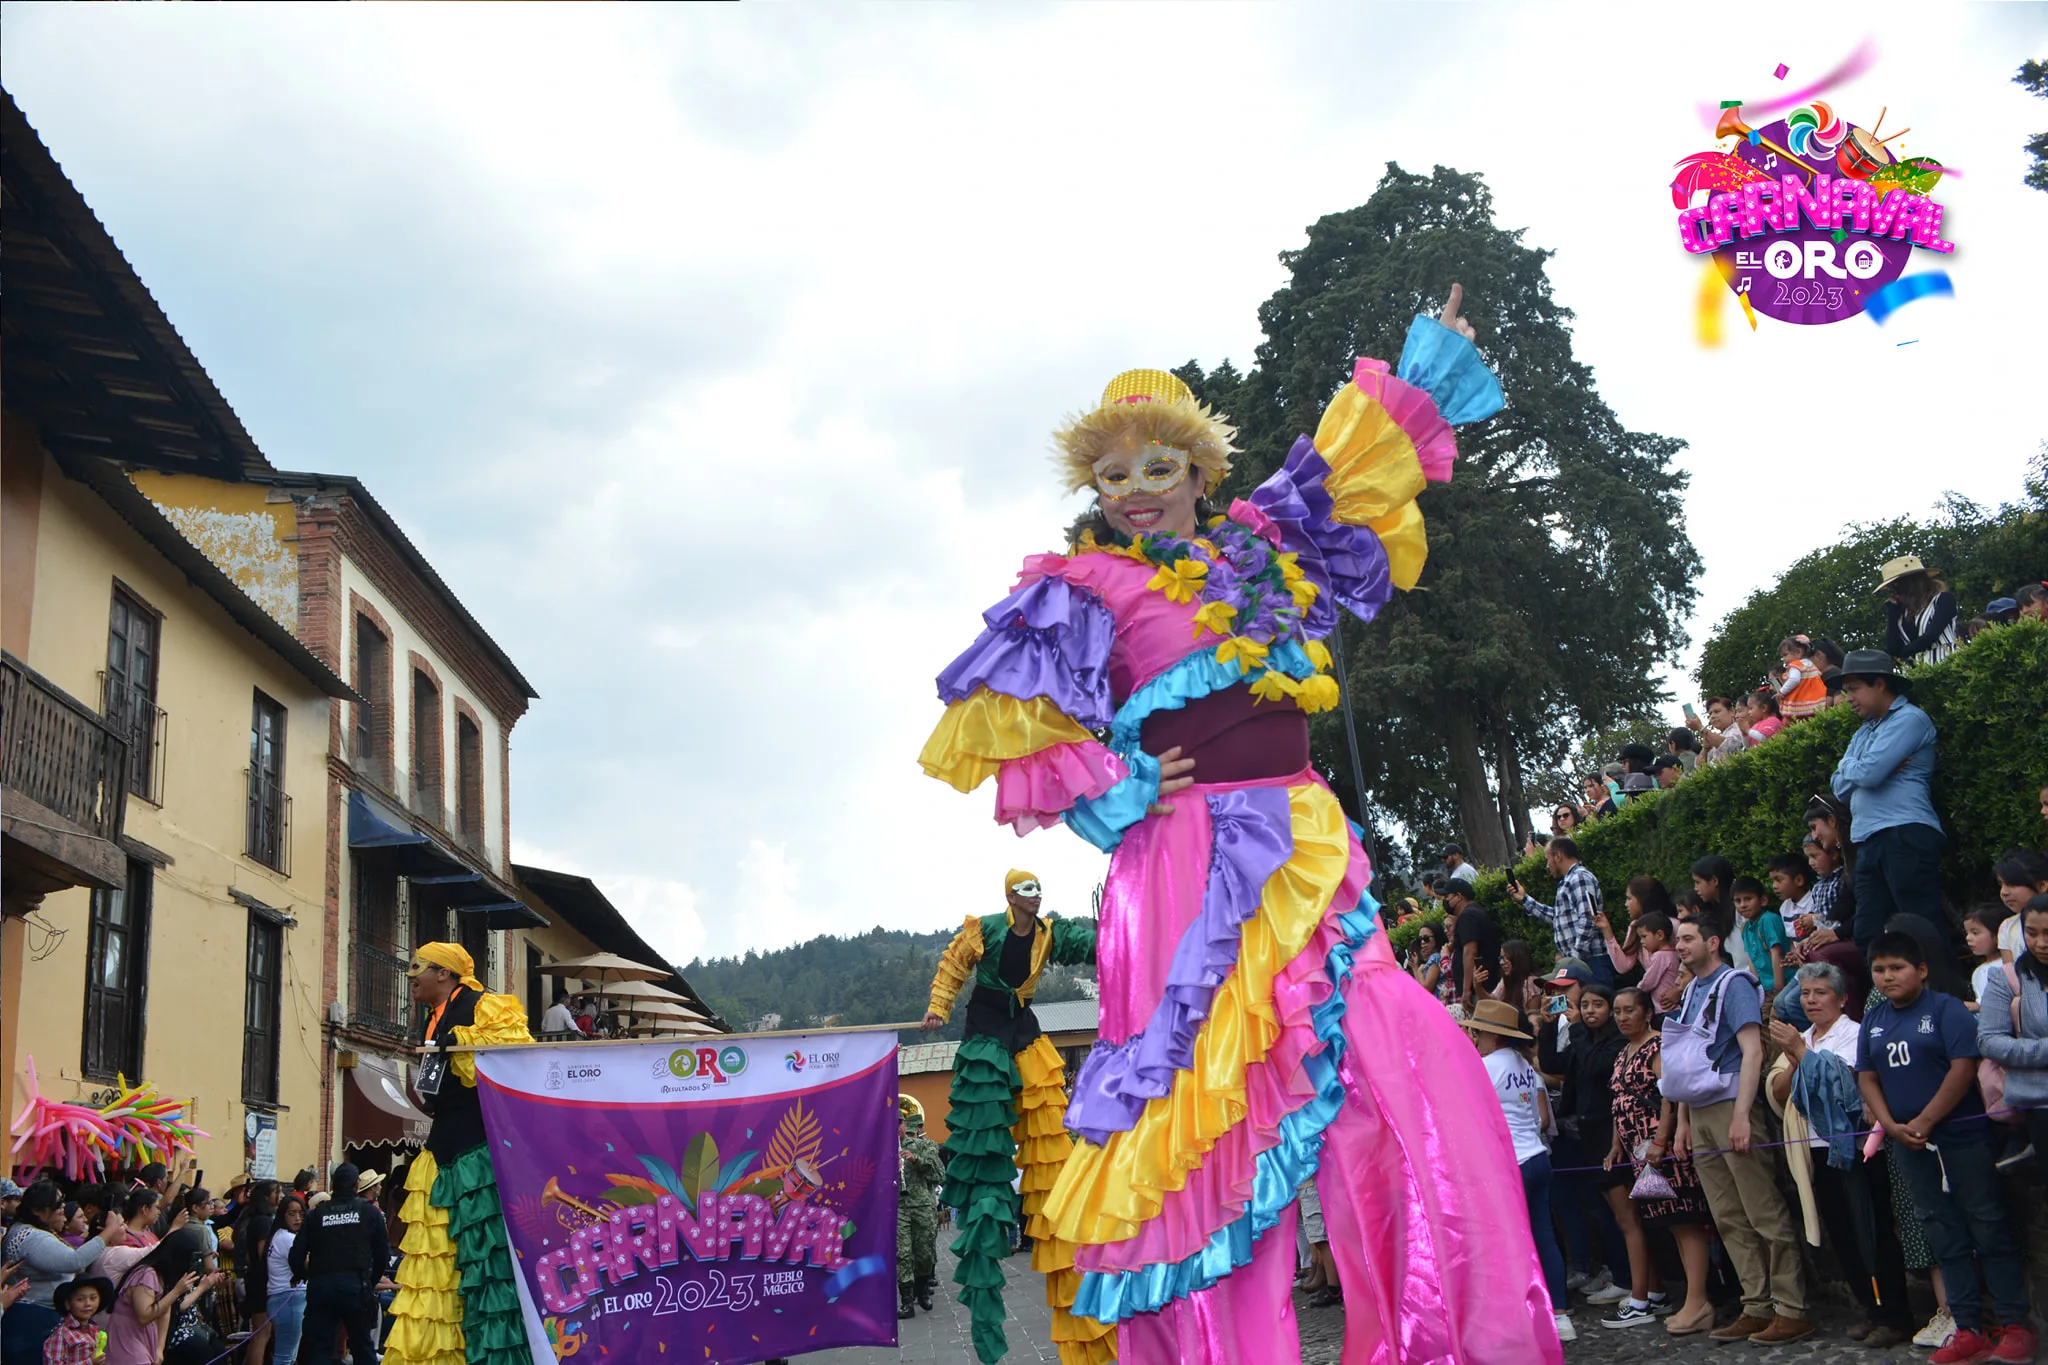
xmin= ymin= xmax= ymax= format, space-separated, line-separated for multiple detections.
xmin=1245 ymin=296 xmax=1504 ymax=631
xmin=1048 ymin=914 xmax=1099 ymax=968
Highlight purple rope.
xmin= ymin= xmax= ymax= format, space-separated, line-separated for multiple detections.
xmin=1550 ymin=1103 xmax=2036 ymax=1173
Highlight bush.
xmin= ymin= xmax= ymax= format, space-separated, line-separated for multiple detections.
xmin=1450 ymin=621 xmax=2048 ymax=960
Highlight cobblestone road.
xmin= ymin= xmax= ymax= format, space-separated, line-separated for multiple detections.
xmin=797 ymin=1245 xmax=1948 ymax=1364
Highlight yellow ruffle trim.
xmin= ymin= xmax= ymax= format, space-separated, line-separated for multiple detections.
xmin=918 ymin=689 xmax=1095 ymax=794
xmin=1008 ymin=1036 xmax=1117 ymax=1364
xmin=1312 ymin=384 xmax=1430 ymax=589
xmin=1044 ymin=783 xmax=1350 ymax=1247
xmin=387 ymin=1149 xmax=465 ymax=1365
xmin=449 ymin=991 xmax=536 ymax=1086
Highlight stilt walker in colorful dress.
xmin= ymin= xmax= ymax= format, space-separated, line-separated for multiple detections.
xmin=920 ymin=871 xmax=1110 ymax=1365
xmin=385 ymin=943 xmax=534 ymax=1365
xmin=918 ymin=287 xmax=1564 ymax=1363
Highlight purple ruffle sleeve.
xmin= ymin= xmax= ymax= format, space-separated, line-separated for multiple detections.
xmin=934 ymin=575 xmax=1116 ymax=727
xmin=1246 ymin=437 xmax=1395 ymax=631
xmin=1065 ymin=787 xmax=1295 ymax=1145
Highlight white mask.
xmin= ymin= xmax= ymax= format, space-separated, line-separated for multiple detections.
xmin=1092 ymin=444 xmax=1190 ymax=501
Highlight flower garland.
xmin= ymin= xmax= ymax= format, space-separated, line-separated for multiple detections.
xmin=1077 ymin=518 xmax=1342 ymax=713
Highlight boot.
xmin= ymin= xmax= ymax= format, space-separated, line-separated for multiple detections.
xmin=898 ymin=1283 xmax=917 ymax=1320
xmin=917 ymin=1277 xmax=934 ymax=1312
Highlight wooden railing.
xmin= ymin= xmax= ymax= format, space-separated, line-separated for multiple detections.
xmin=1 ymin=651 xmax=129 ymax=840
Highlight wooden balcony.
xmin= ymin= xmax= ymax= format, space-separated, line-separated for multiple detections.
xmin=1 ymin=650 xmax=129 ymax=906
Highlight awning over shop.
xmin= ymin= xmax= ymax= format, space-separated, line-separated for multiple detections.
xmin=346 ymin=793 xmax=541 ymax=927
xmin=342 ymin=1052 xmax=430 ymax=1150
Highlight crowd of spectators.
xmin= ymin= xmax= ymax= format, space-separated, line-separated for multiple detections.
xmin=1386 ymin=550 xmax=2048 ymax=1357
xmin=3 ymin=1161 xmax=408 ymax=1365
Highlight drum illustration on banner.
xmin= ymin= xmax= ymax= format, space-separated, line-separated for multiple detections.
xmin=474 ymin=1032 xmax=901 ymax=1365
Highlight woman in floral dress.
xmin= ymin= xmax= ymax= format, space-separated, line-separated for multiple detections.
xmin=1607 ymin=987 xmax=1715 ymax=1335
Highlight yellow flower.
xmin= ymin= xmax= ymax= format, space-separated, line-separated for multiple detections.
xmin=1190 ymin=600 xmax=1238 ymax=639
xmin=1295 ymin=674 xmax=1342 ymax=713
xmin=1304 ymin=638 xmax=1334 ymax=672
xmin=1215 ymin=635 xmax=1270 ymax=673
xmin=1289 ymin=576 xmax=1322 ymax=609
xmin=1248 ymin=669 xmax=1300 ymax=705
xmin=1193 ymin=538 xmax=1220 ymax=555
xmin=1275 ymin=551 xmax=1303 ymax=581
xmin=1146 ymin=558 xmax=1209 ymax=604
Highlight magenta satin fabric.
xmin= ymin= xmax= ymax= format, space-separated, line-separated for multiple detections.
xmin=1116 ymin=1202 xmax=1304 ymax=1365
xmin=1095 ymin=787 xmax=1211 ymax=1043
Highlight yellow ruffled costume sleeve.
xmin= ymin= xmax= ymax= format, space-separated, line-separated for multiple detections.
xmin=1311 ymin=385 xmax=1431 ymax=590
xmin=927 ymin=917 xmax=985 ymax=1018
xmin=449 ymin=991 xmax=534 ymax=1087
xmin=918 ymin=688 xmax=1096 ymax=793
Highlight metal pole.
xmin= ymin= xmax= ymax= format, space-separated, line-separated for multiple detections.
xmin=1329 ymin=617 xmax=1378 ymax=872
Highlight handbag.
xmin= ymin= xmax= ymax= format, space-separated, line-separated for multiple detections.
xmin=1626 ymin=1140 xmax=1677 ymax=1201
xmin=1979 ymin=961 xmax=2025 ymax=1126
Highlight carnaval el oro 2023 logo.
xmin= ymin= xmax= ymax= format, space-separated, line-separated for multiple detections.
xmin=1673 ymin=61 xmax=1954 ymax=331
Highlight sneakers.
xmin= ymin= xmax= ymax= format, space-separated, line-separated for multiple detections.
xmin=1576 ymin=1267 xmax=1617 ymax=1299
xmin=1583 ymin=1279 xmax=1631 ymax=1305
xmin=1749 ymin=1316 xmax=1817 ymax=1345
xmin=1565 ymin=1268 xmax=1592 ymax=1292
xmin=1920 ymin=1309 xmax=1961 ymax=1348
xmin=1995 ymin=1325 xmax=2040 ymax=1362
xmin=1931 ymin=1328 xmax=1998 ymax=1364
xmin=1600 ymin=1303 xmax=1658 ymax=1330
xmin=1553 ymin=1313 xmax=1577 ymax=1342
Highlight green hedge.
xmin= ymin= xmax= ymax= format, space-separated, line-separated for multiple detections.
xmin=1388 ymin=621 xmax=2048 ymax=967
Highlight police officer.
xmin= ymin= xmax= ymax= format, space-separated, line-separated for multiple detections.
xmin=289 ymin=1163 xmax=389 ymax=1365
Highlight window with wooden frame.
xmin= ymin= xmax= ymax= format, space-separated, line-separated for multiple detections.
xmin=247 ymin=690 xmax=290 ymax=871
xmin=349 ymin=854 xmax=408 ymax=1037
xmin=353 ymin=615 xmax=393 ymax=784
xmin=83 ymin=859 xmax=151 ymax=1081
xmin=104 ymin=584 xmax=164 ymax=802
xmin=242 ymin=911 xmax=283 ymax=1105
xmin=410 ymin=669 xmax=443 ymax=822
xmin=455 ymin=712 xmax=484 ymax=848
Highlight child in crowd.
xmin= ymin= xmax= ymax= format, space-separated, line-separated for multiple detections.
xmin=44 ymin=1277 xmax=110 ymax=1365
xmin=1965 ymin=905 xmax=2013 ymax=1014
xmin=1597 ymin=885 xmax=1681 ymax=1014
xmin=1802 ymin=837 xmax=1847 ymax=936
xmin=1995 ymin=852 xmax=2048 ymax=966
xmin=1858 ymin=931 xmax=2035 ymax=1364
xmin=1745 ymin=689 xmax=1783 ymax=742
xmin=1732 ymin=876 xmax=1789 ymax=994
xmin=1776 ymin=635 xmax=1828 ymax=720
xmin=1767 ymin=855 xmax=1815 ymax=940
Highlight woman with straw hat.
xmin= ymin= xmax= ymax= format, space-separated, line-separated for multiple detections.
xmin=919 ymin=289 xmax=1559 ymax=1364
xmin=1876 ymin=554 xmax=1958 ymax=665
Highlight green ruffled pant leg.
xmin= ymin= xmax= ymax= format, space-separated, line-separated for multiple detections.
xmin=430 ymin=1145 xmax=528 ymax=1365
xmin=942 ymin=1035 xmax=1023 ymax=1365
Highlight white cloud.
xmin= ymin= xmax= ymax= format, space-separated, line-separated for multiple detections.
xmin=6 ymin=3 xmax=2044 ymax=959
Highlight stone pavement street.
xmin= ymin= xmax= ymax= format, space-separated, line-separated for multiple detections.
xmin=795 ymin=1244 xmax=1936 ymax=1364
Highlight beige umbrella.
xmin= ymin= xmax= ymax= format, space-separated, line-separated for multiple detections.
xmin=594 ymin=980 xmax=686 ymax=1002
xmin=535 ymin=952 xmax=671 ymax=985
xmin=625 ymin=1020 xmax=720 ymax=1038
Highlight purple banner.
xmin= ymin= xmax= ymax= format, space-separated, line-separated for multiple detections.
xmin=474 ymin=1033 xmax=900 ymax=1365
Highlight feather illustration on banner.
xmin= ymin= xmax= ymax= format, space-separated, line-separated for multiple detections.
xmin=766 ymin=1097 xmax=823 ymax=1174
xmin=680 ymin=1132 xmax=722 ymax=1211
xmin=836 ymin=1155 xmax=876 ymax=1204
xmin=637 ymin=1153 xmax=689 ymax=1204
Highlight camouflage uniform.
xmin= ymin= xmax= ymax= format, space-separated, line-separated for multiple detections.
xmin=898 ymin=1129 xmax=946 ymax=1307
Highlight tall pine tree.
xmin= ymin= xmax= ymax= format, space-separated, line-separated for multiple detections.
xmin=1180 ymin=164 xmax=1699 ymax=864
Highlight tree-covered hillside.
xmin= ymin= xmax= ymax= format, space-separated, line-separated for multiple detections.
xmin=684 ymin=925 xmax=1096 ymax=1043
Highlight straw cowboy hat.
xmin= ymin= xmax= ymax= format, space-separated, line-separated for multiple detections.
xmin=1462 ymin=998 xmax=1533 ymax=1041
xmin=1875 ymin=554 xmax=1937 ymax=593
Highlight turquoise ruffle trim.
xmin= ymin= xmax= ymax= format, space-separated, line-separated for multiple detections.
xmin=1396 ymin=314 xmax=1504 ymax=427
xmin=1071 ymin=893 xmax=1381 ymax=1325
xmin=1108 ymin=639 xmax=1317 ymax=755
xmin=1062 ymin=747 xmax=1161 ymax=852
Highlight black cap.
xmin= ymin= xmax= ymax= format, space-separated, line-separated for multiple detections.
xmin=330 ymin=1163 xmax=360 ymax=1196
xmin=1442 ymin=844 xmax=1463 ymax=858
xmin=1651 ymin=754 xmax=1682 ymax=772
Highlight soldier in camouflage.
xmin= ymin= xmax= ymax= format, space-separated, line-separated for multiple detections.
xmin=897 ymin=1094 xmax=946 ymax=1319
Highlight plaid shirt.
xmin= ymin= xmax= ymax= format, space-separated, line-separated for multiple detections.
xmin=43 ymin=1320 xmax=98 ymax=1365
xmin=1523 ymin=862 xmax=1604 ymax=964
xmin=1809 ymin=869 xmax=1842 ymax=930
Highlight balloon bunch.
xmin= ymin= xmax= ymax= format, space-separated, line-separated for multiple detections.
xmin=6 ymin=1056 xmax=207 ymax=1181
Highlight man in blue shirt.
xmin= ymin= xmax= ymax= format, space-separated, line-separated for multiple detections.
xmin=1828 ymin=650 xmax=1943 ymax=952
xmin=1664 ymin=916 xmax=1810 ymax=1343
xmin=1857 ymin=930 xmax=2032 ymax=1362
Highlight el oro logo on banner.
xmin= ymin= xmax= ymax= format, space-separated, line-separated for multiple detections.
xmin=1672 ymin=95 xmax=1953 ymax=325
xmin=654 ymin=1044 xmax=750 ymax=1084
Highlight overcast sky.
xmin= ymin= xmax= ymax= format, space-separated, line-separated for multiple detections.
xmin=5 ymin=3 xmax=2044 ymax=966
